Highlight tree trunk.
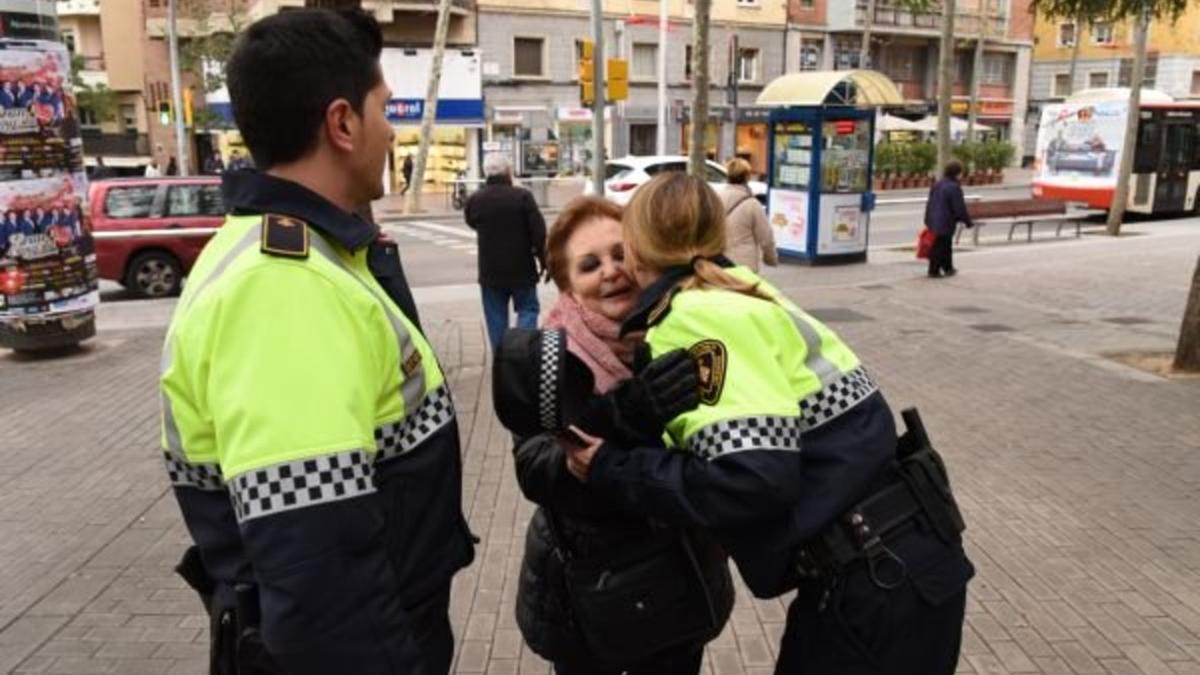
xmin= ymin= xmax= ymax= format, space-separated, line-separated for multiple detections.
xmin=1173 ymin=255 xmax=1200 ymax=372
xmin=1066 ymin=13 xmax=1083 ymax=96
xmin=689 ymin=0 xmax=712 ymax=177
xmin=1106 ymin=7 xmax=1149 ymax=237
xmin=967 ymin=33 xmax=984 ymax=142
xmin=405 ymin=0 xmax=454 ymax=214
xmin=860 ymin=0 xmax=876 ymax=70
xmin=936 ymin=0 xmax=957 ymax=170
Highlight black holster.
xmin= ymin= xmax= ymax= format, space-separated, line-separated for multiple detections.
xmin=174 ymin=547 xmax=281 ymax=675
xmin=895 ymin=408 xmax=966 ymax=545
xmin=794 ymin=407 xmax=967 ymax=586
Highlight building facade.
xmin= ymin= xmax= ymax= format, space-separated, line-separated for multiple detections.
xmin=155 ymin=0 xmax=481 ymax=188
xmin=475 ymin=0 xmax=787 ymax=177
xmin=788 ymin=0 xmax=1034 ymax=161
xmin=58 ymin=0 xmax=157 ymax=173
xmin=1028 ymin=10 xmax=1200 ymax=158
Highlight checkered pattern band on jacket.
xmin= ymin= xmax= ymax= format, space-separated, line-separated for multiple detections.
xmin=163 ymin=452 xmax=225 ymax=491
xmin=374 ymin=384 xmax=456 ymax=463
xmin=229 ymin=450 xmax=375 ymax=523
xmin=798 ymin=366 xmax=878 ymax=432
xmin=538 ymin=330 xmax=563 ymax=431
xmin=686 ymin=415 xmax=805 ymax=460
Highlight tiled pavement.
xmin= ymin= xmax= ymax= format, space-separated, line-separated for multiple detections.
xmin=1 ymin=219 xmax=1199 ymax=674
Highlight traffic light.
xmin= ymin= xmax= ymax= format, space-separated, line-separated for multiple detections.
xmin=158 ymin=101 xmax=172 ymax=126
xmin=183 ymin=87 xmax=194 ymax=128
xmin=579 ymin=40 xmax=594 ymax=105
xmin=607 ymin=58 xmax=628 ymax=102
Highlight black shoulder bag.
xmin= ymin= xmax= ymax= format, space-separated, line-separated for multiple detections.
xmin=543 ymin=509 xmax=733 ymax=665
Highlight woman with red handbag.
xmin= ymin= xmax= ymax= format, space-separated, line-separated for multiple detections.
xmin=923 ymin=161 xmax=975 ymax=277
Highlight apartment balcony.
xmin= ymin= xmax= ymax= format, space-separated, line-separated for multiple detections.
xmin=57 ymin=0 xmax=100 ymax=16
xmin=852 ymin=2 xmax=1008 ymax=40
xmin=80 ymin=132 xmax=150 ymax=158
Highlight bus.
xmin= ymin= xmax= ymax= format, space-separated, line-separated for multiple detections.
xmin=1032 ymin=89 xmax=1200 ymax=215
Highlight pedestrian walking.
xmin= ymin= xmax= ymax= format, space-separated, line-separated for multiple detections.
xmin=464 ymin=152 xmax=546 ymax=351
xmin=203 ymin=151 xmax=225 ymax=175
xmin=491 ymin=197 xmax=733 ymax=675
xmin=160 ymin=9 xmax=475 ymax=674
xmin=91 ymin=156 xmax=115 ymax=180
xmin=563 ymin=173 xmax=974 ymax=675
xmin=924 ymin=160 xmax=975 ymax=278
xmin=400 ymin=153 xmax=414 ymax=195
xmin=144 ymin=161 xmax=161 ymax=177
xmin=720 ymin=158 xmax=777 ymax=272
xmin=165 ymin=156 xmax=178 ymax=176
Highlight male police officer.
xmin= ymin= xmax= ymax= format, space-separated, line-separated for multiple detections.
xmin=159 ymin=10 xmax=474 ymax=674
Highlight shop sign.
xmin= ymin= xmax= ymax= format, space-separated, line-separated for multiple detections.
xmin=557 ymin=107 xmax=593 ymax=123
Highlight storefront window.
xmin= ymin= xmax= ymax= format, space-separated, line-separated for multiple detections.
xmin=681 ymin=122 xmax=720 ymax=160
xmin=394 ymin=126 xmax=467 ymax=188
xmin=820 ymin=120 xmax=869 ymax=193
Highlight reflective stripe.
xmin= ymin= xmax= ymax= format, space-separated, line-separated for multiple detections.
xmin=798 ymin=366 xmax=878 ymax=432
xmin=307 ymin=233 xmax=426 ymax=417
xmin=229 ymin=450 xmax=375 ymax=523
xmin=374 ymin=384 xmax=456 ymax=463
xmin=538 ymin=330 xmax=564 ymax=430
xmin=160 ymin=225 xmax=260 ymax=458
xmin=163 ymin=451 xmax=225 ymax=491
xmin=787 ymin=310 xmax=840 ymax=386
xmin=686 ymin=414 xmax=804 ymax=460
xmin=181 ymin=226 xmax=261 ymax=313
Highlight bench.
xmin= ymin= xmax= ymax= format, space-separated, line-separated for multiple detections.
xmin=956 ymin=199 xmax=1097 ymax=245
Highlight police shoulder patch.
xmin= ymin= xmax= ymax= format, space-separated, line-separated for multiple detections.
xmin=402 ymin=349 xmax=423 ymax=378
xmin=688 ymin=339 xmax=728 ymax=406
xmin=260 ymin=213 xmax=309 ymax=259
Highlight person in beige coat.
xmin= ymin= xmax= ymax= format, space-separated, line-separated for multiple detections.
xmin=719 ymin=158 xmax=778 ymax=271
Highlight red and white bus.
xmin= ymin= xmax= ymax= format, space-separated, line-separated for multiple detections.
xmin=1032 ymin=90 xmax=1200 ymax=215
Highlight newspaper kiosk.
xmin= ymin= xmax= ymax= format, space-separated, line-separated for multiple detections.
xmin=757 ymin=70 xmax=904 ymax=264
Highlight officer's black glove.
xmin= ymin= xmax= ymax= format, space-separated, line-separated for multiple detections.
xmin=572 ymin=349 xmax=700 ymax=446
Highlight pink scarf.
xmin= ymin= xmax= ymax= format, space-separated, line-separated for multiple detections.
xmin=544 ymin=293 xmax=639 ymax=394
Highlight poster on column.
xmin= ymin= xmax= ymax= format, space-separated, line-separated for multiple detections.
xmin=0 ymin=39 xmax=97 ymax=322
xmin=0 ymin=168 xmax=97 ymax=317
xmin=767 ymin=188 xmax=809 ymax=256
xmin=0 ymin=40 xmax=85 ymax=180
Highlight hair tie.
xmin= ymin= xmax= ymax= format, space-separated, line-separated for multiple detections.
xmin=690 ymin=255 xmax=706 ymax=269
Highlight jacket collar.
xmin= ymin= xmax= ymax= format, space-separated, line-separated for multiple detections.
xmin=620 ymin=255 xmax=734 ymax=337
xmin=221 ymin=170 xmax=377 ymax=252
xmin=485 ymin=174 xmax=512 ymax=187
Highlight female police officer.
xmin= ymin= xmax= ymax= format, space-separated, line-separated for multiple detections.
xmin=563 ymin=172 xmax=974 ymax=674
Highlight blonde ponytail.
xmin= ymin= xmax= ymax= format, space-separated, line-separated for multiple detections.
xmin=682 ymin=258 xmax=774 ymax=302
xmin=624 ymin=171 xmax=777 ymax=303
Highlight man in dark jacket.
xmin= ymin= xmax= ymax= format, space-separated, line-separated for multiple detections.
xmin=464 ymin=152 xmax=547 ymax=351
xmin=924 ymin=160 xmax=974 ymax=278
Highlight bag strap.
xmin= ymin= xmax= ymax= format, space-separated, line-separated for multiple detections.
xmin=726 ymin=194 xmax=753 ymax=216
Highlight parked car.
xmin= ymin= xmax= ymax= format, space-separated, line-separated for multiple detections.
xmin=89 ymin=176 xmax=225 ymax=298
xmin=582 ymin=155 xmax=768 ymax=206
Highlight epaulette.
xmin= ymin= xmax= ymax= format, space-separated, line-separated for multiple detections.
xmin=260 ymin=213 xmax=309 ymax=259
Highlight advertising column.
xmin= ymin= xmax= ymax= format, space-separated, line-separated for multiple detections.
xmin=0 ymin=34 xmax=99 ymax=351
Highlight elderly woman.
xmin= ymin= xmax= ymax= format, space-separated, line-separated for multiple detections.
xmin=493 ymin=196 xmax=732 ymax=675
xmin=719 ymin=158 xmax=777 ymax=272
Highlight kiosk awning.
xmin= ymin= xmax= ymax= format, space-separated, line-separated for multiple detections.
xmin=755 ymin=70 xmax=905 ymax=107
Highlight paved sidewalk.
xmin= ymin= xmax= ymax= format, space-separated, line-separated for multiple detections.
xmin=1 ymin=219 xmax=1199 ymax=675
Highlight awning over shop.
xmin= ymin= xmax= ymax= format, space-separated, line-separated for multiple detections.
xmin=755 ymin=70 xmax=905 ymax=107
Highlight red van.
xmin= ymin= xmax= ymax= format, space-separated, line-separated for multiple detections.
xmin=89 ymin=176 xmax=225 ymax=298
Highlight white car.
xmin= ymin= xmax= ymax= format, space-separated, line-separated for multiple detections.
xmin=583 ymin=155 xmax=768 ymax=206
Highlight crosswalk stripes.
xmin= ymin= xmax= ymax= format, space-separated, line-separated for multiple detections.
xmin=383 ymin=220 xmax=478 ymax=256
